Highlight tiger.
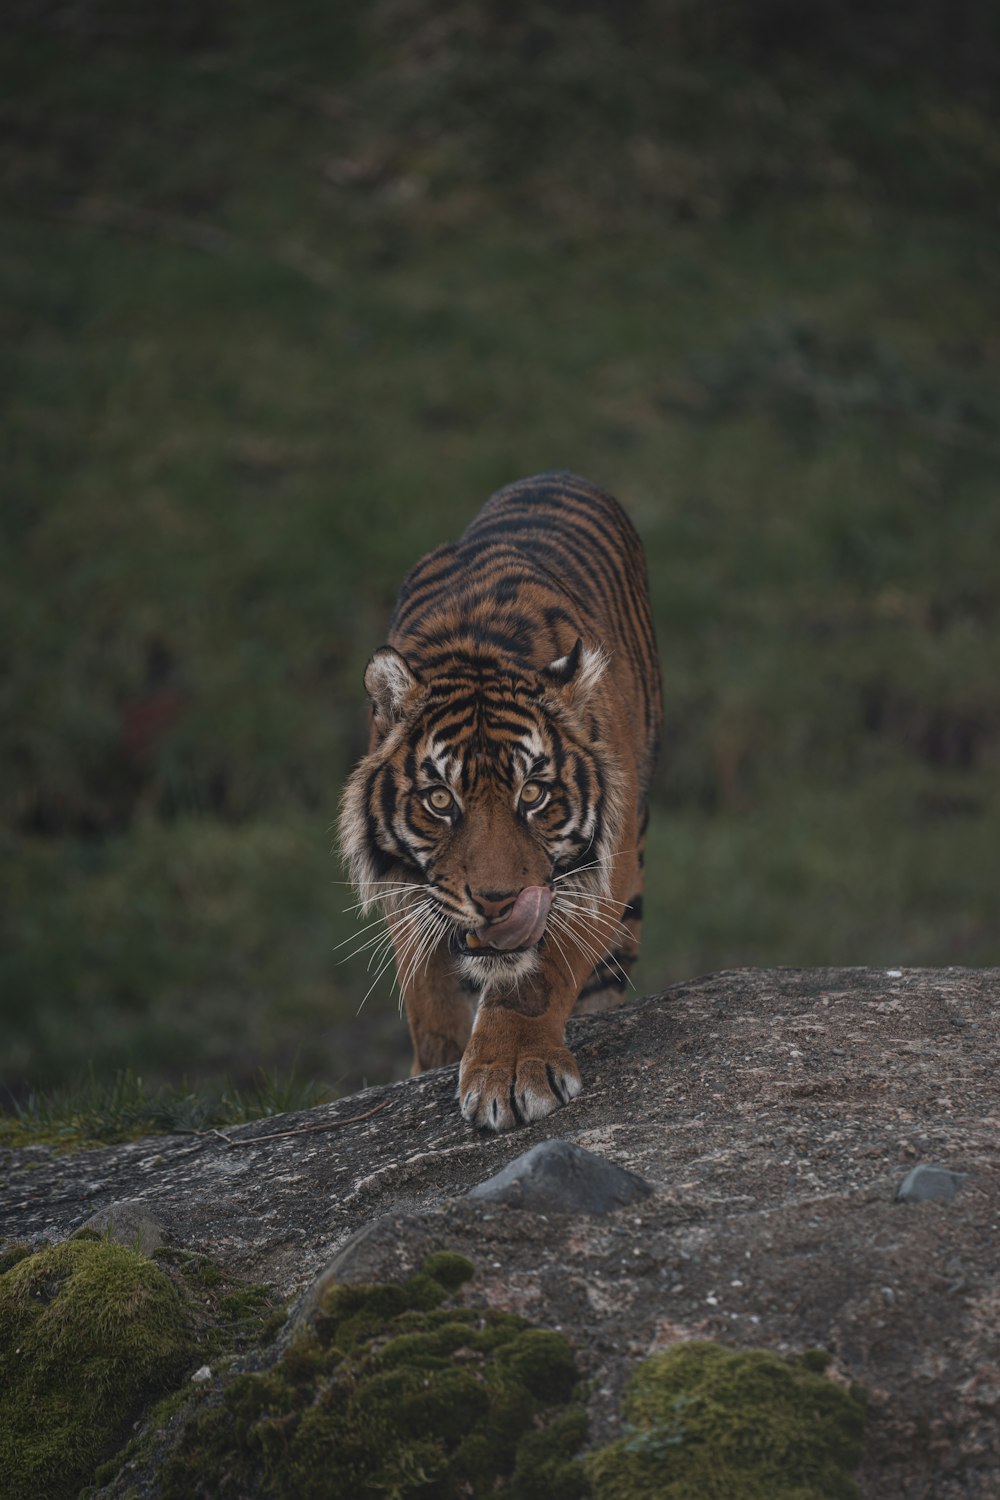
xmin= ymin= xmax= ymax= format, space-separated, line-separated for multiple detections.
xmin=339 ymin=471 xmax=662 ymax=1132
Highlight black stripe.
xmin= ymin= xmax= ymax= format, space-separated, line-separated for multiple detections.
xmin=465 ymin=496 xmax=637 ymax=585
xmin=377 ymin=769 xmax=397 ymax=828
xmin=364 ymin=829 xmax=395 ymax=880
xmin=479 ymin=716 xmax=536 ymax=738
xmin=572 ymin=754 xmax=592 ymax=809
xmin=425 ymin=706 xmax=478 ymax=737
xmin=578 ymin=970 xmax=628 ymax=999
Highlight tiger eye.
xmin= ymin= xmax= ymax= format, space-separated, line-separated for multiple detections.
xmin=427 ymin=787 xmax=453 ymax=811
xmin=520 ymin=781 xmax=544 ymax=806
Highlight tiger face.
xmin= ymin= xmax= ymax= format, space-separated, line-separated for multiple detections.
xmin=340 ymin=639 xmax=622 ymax=991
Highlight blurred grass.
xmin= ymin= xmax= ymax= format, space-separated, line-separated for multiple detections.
xmin=2 ymin=1 xmax=999 ymax=1108
xmin=0 ymin=1061 xmax=334 ymax=1149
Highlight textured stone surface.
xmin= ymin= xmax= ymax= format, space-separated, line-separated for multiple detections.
xmin=2 ymin=966 xmax=999 ymax=1499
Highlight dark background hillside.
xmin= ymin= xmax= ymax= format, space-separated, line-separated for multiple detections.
xmin=3 ymin=0 xmax=999 ymax=1109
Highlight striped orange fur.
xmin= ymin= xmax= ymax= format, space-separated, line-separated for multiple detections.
xmin=340 ymin=472 xmax=662 ymax=1131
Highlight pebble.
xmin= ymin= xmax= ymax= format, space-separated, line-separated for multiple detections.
xmin=74 ymin=1199 xmax=166 ymax=1255
xmin=896 ymin=1164 xmax=966 ymax=1204
xmin=468 ymin=1139 xmax=652 ymax=1215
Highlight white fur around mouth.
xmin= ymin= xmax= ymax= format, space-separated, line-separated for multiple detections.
xmin=456 ymin=948 xmax=542 ymax=986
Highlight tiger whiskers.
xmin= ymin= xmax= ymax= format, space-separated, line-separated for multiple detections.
xmin=555 ymin=889 xmax=635 ymax=917
xmin=551 ymin=849 xmax=632 ymax=884
xmin=543 ymin=918 xmax=578 ymax=987
xmin=552 ymin=892 xmax=634 ymax=942
xmin=335 ymin=891 xmax=430 ymax=967
xmin=398 ymin=906 xmax=446 ymax=990
xmin=546 ymin=900 xmax=636 ymax=992
xmin=332 ymin=902 xmax=419 ymax=954
xmin=551 ymin=884 xmax=639 ymax=949
xmin=396 ymin=908 xmax=451 ymax=1009
xmin=355 ymin=945 xmax=400 ymax=1015
xmin=339 ymin=880 xmax=430 ymax=917
xmin=346 ymin=893 xmax=444 ymax=1013
xmin=546 ymin=908 xmax=605 ymax=983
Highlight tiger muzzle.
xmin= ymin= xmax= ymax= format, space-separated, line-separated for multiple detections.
xmin=466 ymin=884 xmax=552 ymax=952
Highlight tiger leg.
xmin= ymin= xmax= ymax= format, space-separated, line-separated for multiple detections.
xmin=459 ymin=814 xmax=641 ymax=1131
xmin=400 ymin=939 xmax=476 ymax=1073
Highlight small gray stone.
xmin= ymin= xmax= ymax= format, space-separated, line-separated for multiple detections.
xmin=468 ymin=1139 xmax=651 ymax=1215
xmin=896 ymin=1165 xmax=966 ymax=1204
xmin=75 ymin=1199 xmax=166 ymax=1255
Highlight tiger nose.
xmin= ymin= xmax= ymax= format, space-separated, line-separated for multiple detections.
xmin=469 ymin=888 xmax=517 ymax=921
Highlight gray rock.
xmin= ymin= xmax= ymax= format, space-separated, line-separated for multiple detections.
xmin=896 ymin=1164 xmax=967 ymax=1204
xmin=468 ymin=1138 xmax=651 ymax=1214
xmin=4 ymin=967 xmax=1000 ymax=1500
xmin=75 ymin=1199 xmax=166 ymax=1255
xmin=293 ymin=1215 xmax=388 ymax=1331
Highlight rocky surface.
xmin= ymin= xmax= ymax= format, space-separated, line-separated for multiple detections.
xmin=2 ymin=966 xmax=998 ymax=1498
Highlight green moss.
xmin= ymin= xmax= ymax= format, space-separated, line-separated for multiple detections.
xmin=584 ymin=1341 xmax=866 ymax=1500
xmin=0 ymin=1232 xmax=866 ymax=1500
xmin=311 ymin=1252 xmax=473 ymax=1356
xmin=0 ymin=1242 xmax=32 ymax=1275
xmin=0 ymin=1237 xmax=198 ymax=1500
xmin=422 ymin=1250 xmax=479 ymax=1289
xmin=152 ymin=1246 xmax=285 ymax=1355
xmin=0 ymin=1238 xmax=287 ymax=1499
xmin=157 ymin=1254 xmax=589 ymax=1500
xmin=798 ymin=1346 xmax=834 ymax=1375
xmin=88 ymin=1383 xmax=207 ymax=1490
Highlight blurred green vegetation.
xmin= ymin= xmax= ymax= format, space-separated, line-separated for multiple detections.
xmin=0 ymin=1062 xmax=333 ymax=1149
xmin=2 ymin=1 xmax=999 ymax=1107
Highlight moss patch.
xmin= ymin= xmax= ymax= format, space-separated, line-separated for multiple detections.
xmin=150 ymin=1246 xmax=285 ymax=1358
xmin=0 ymin=1241 xmax=32 ymax=1275
xmin=0 ymin=1237 xmax=198 ymax=1500
xmin=1 ymin=1231 xmax=866 ymax=1500
xmin=0 ymin=1238 xmax=286 ymax=1500
xmin=584 ymin=1341 xmax=866 ymax=1500
xmin=157 ymin=1253 xmax=589 ymax=1500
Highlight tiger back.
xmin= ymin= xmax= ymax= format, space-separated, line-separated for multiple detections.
xmin=339 ymin=472 xmax=662 ymax=1131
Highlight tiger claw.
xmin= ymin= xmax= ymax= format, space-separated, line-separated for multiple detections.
xmin=458 ymin=1048 xmax=582 ymax=1132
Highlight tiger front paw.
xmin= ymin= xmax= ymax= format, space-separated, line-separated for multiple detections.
xmin=458 ymin=1021 xmax=582 ymax=1132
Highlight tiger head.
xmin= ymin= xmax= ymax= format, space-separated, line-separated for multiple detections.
xmin=339 ymin=640 xmax=623 ymax=987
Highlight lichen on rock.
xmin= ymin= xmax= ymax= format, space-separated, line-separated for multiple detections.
xmin=156 ymin=1251 xmax=590 ymax=1500
xmin=584 ymin=1341 xmax=867 ymax=1500
xmin=0 ymin=1237 xmax=198 ymax=1500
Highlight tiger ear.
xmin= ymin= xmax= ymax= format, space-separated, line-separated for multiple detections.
xmin=365 ymin=646 xmax=421 ymax=731
xmin=542 ymin=638 xmax=608 ymax=706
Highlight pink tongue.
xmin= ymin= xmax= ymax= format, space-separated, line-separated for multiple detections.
xmin=476 ymin=885 xmax=552 ymax=951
